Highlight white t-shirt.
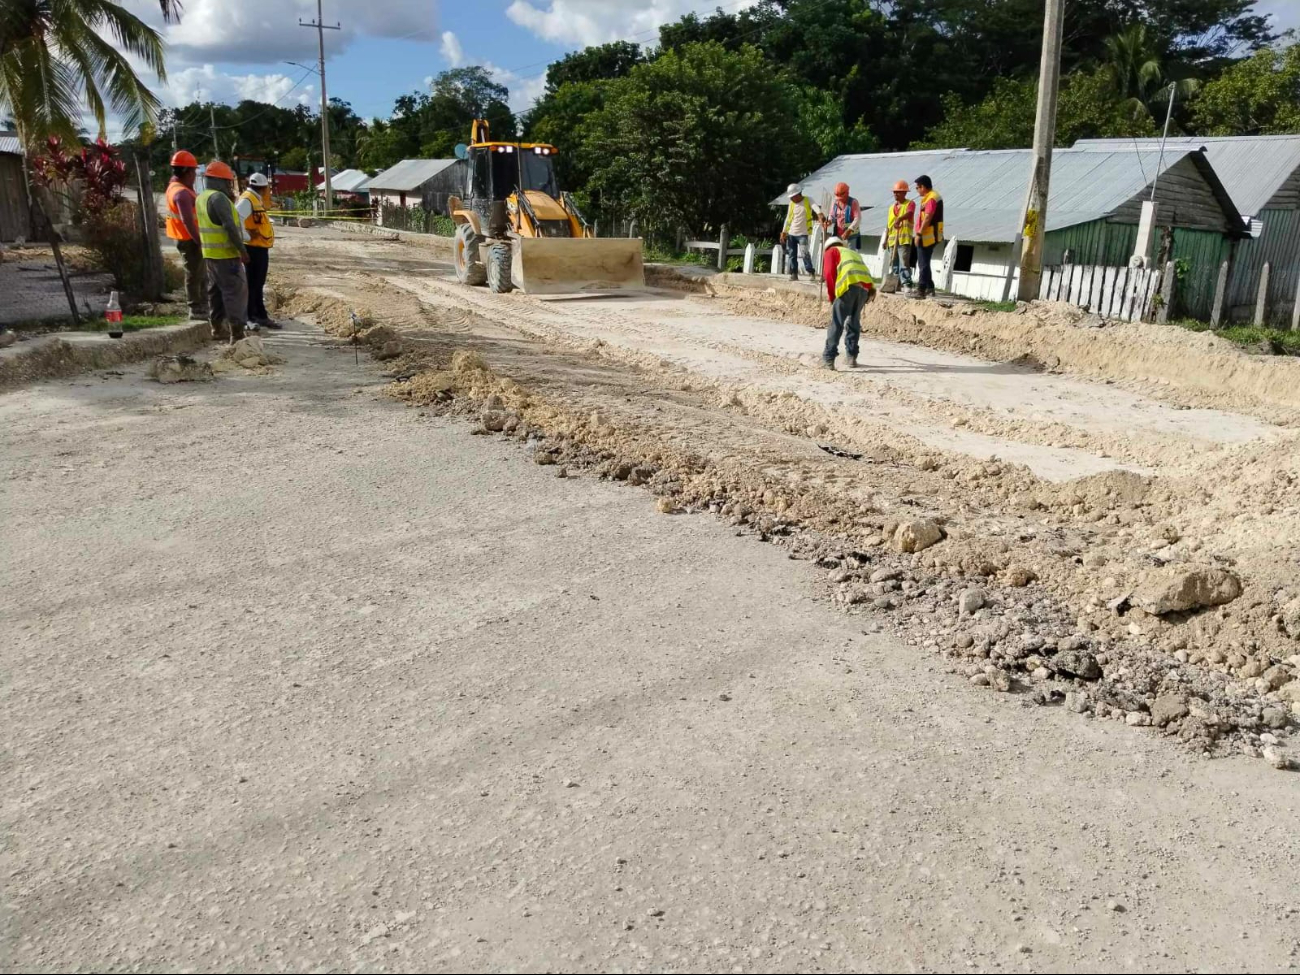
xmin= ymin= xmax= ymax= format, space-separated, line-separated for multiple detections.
xmin=787 ymin=201 xmax=809 ymax=237
xmin=234 ymin=195 xmax=253 ymax=242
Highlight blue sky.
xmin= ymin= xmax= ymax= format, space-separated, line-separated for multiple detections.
xmin=116 ymin=0 xmax=1300 ymax=132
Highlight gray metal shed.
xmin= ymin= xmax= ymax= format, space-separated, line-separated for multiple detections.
xmin=365 ymin=158 xmax=466 ymax=215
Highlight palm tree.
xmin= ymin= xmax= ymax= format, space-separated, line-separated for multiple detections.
xmin=1102 ymin=24 xmax=1198 ymax=125
xmin=0 ymin=1 xmax=177 ymax=143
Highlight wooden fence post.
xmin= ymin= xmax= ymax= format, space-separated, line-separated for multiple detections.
xmin=1292 ymin=273 xmax=1300 ymax=332
xmin=1210 ymin=260 xmax=1229 ymax=327
xmin=133 ymin=151 xmax=165 ymax=300
xmin=717 ymin=224 xmax=728 ymax=271
xmin=1156 ymin=261 xmax=1175 ymax=324
xmin=1255 ymin=262 xmax=1271 ymax=326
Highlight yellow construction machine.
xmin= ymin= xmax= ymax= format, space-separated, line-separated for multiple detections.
xmin=447 ymin=119 xmax=645 ymax=295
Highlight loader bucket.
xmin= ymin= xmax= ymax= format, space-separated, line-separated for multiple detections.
xmin=511 ymin=237 xmax=646 ymax=295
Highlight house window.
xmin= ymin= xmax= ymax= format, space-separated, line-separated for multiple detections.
xmin=954 ymin=244 xmax=974 ymax=273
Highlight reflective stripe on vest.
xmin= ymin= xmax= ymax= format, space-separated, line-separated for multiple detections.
xmin=831 ymin=197 xmax=858 ymax=235
xmin=886 ymin=201 xmax=913 ymax=246
xmin=240 ymin=189 xmax=275 ymax=248
xmin=165 ymin=180 xmax=193 ymax=241
xmin=834 ymin=247 xmax=874 ymax=299
xmin=196 ymin=189 xmax=239 ymax=260
xmin=917 ymin=190 xmax=944 ymax=247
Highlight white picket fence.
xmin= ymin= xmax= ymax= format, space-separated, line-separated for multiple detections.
xmin=1039 ymin=263 xmax=1165 ymax=323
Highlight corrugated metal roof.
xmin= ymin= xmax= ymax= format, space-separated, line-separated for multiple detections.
xmin=317 ymin=168 xmax=370 ymax=193
xmin=0 ymin=132 xmax=21 ymax=155
xmin=775 ymin=147 xmax=1220 ymax=242
xmin=365 ymin=158 xmax=458 ymax=192
xmin=1073 ymin=135 xmax=1300 ymax=217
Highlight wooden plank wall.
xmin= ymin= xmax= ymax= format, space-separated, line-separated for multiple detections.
xmin=1039 ymin=263 xmax=1162 ymax=322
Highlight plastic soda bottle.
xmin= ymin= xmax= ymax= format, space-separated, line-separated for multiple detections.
xmin=105 ymin=291 xmax=123 ymax=325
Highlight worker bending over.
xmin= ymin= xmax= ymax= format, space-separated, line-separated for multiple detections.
xmin=820 ymin=235 xmax=876 ymax=370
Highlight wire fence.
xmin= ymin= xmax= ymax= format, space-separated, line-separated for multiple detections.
xmin=376 ymin=202 xmax=454 ymax=236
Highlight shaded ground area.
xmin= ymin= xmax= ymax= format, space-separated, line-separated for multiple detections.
xmin=4 ymin=318 xmax=1299 ymax=973
xmin=0 ymin=254 xmax=112 ymax=326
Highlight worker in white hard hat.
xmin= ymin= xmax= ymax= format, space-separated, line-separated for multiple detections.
xmin=779 ymin=182 xmax=816 ymax=282
xmin=820 ymin=235 xmax=876 ymax=370
xmin=236 ymin=171 xmax=280 ymax=329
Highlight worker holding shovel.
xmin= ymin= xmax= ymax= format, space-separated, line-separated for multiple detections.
xmin=883 ymin=180 xmax=915 ymax=294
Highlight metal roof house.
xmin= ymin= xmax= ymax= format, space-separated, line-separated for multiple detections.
xmin=366 ymin=158 xmax=465 ymax=221
xmin=317 ymin=168 xmax=372 ymax=196
xmin=785 ymin=147 xmax=1245 ymax=312
xmin=1076 ymin=136 xmax=1300 ymax=326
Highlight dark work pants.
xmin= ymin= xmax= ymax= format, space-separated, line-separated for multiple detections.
xmin=207 ymin=258 xmax=248 ymax=342
xmin=246 ymin=247 xmax=270 ymax=321
xmin=176 ymin=238 xmax=207 ymax=319
xmin=823 ymin=286 xmax=868 ymax=363
xmin=916 ymin=242 xmax=937 ymax=294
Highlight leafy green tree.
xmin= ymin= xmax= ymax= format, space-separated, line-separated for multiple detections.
xmin=279 ymin=146 xmax=309 ymax=172
xmin=543 ymin=41 xmax=643 ymax=94
xmin=1102 ymin=24 xmax=1198 ymax=125
xmin=0 ymin=0 xmax=167 ymax=141
xmin=525 ymin=79 xmax=609 ymax=193
xmin=580 ymin=42 xmax=817 ymax=236
xmin=913 ymin=69 xmax=1157 ymax=150
xmin=1191 ymin=42 xmax=1300 ymax=135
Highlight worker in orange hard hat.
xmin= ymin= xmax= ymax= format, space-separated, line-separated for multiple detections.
xmin=195 ymin=160 xmax=250 ymax=342
xmin=164 ymin=149 xmax=208 ymax=321
xmin=825 ymin=181 xmax=862 ymax=251
xmin=885 ymin=179 xmax=916 ymax=294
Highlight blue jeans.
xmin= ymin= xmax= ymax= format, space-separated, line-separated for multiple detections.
xmin=785 ymin=234 xmax=814 ymax=277
xmin=824 ymin=286 xmax=867 ymax=363
xmin=891 ymin=247 xmax=913 ymax=288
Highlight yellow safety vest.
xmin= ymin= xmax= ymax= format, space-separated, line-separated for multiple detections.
xmin=783 ymin=198 xmax=815 ymax=235
xmin=196 ymin=189 xmax=240 ymax=260
xmin=917 ymin=190 xmax=944 ymax=248
xmin=834 ymin=247 xmax=875 ymax=299
xmin=240 ymin=188 xmax=275 ymax=248
xmin=886 ymin=201 xmax=914 ymax=247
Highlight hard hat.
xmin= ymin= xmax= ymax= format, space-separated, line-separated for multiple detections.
xmin=248 ymin=172 xmax=269 ymax=188
xmin=834 ymin=182 xmax=850 ymax=198
xmin=892 ymin=180 xmax=909 ymax=192
xmin=824 ymin=235 xmax=845 ymax=249
xmin=787 ymin=183 xmax=803 ymax=199
xmin=204 ymin=160 xmax=236 ymax=181
xmin=170 ymin=149 xmax=198 ymax=168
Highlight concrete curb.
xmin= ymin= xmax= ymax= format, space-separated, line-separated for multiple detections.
xmin=0 ymin=320 xmax=211 ymax=392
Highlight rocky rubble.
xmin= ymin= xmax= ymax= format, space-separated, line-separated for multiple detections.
xmin=376 ymin=343 xmax=1297 ymax=766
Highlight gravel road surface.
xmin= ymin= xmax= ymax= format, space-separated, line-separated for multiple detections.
xmin=3 ymin=320 xmax=1298 ymax=973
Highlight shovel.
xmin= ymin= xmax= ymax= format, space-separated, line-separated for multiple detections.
xmin=880 ymin=244 xmax=901 ymax=294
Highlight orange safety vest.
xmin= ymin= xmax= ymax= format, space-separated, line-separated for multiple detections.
xmin=886 ymin=200 xmax=914 ymax=247
xmin=165 ymin=179 xmax=195 ymax=241
xmin=916 ymin=190 xmax=944 ymax=248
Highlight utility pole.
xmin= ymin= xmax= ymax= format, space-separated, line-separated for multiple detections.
xmin=1016 ymin=0 xmax=1066 ymax=302
xmin=299 ymin=0 xmax=341 ymax=211
xmin=209 ymin=104 xmax=219 ymax=161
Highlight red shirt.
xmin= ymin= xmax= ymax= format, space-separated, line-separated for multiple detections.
xmin=823 ymin=246 xmax=842 ymax=302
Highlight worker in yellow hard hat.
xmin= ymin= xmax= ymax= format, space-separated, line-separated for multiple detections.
xmin=885 ymin=179 xmax=916 ymax=294
xmin=195 ymin=160 xmax=249 ymax=342
xmin=164 ymin=150 xmax=207 ymax=321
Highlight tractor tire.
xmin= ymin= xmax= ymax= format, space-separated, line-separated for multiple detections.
xmin=454 ymin=223 xmax=487 ymax=286
xmin=486 ymin=242 xmax=514 ymax=293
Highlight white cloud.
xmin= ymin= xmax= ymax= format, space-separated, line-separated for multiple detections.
xmin=505 ymin=0 xmax=758 ymax=48
xmin=165 ymin=63 xmax=316 ymax=108
xmin=440 ymin=30 xmax=466 ymax=68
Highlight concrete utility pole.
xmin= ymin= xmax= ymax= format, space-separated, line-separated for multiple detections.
xmin=299 ymin=0 xmax=341 ymax=211
xmin=209 ymin=104 xmax=219 ymax=160
xmin=1016 ymin=0 xmax=1066 ymax=302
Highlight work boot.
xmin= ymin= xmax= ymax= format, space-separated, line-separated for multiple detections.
xmin=847 ymin=355 xmax=858 ymax=368
xmin=820 ymin=359 xmax=835 ymax=371
xmin=257 ymin=318 xmax=283 ymax=330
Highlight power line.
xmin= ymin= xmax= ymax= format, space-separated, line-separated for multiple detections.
xmin=300 ymin=0 xmax=341 ymax=207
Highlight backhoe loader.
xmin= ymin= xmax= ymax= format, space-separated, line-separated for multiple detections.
xmin=448 ymin=119 xmax=645 ymax=295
